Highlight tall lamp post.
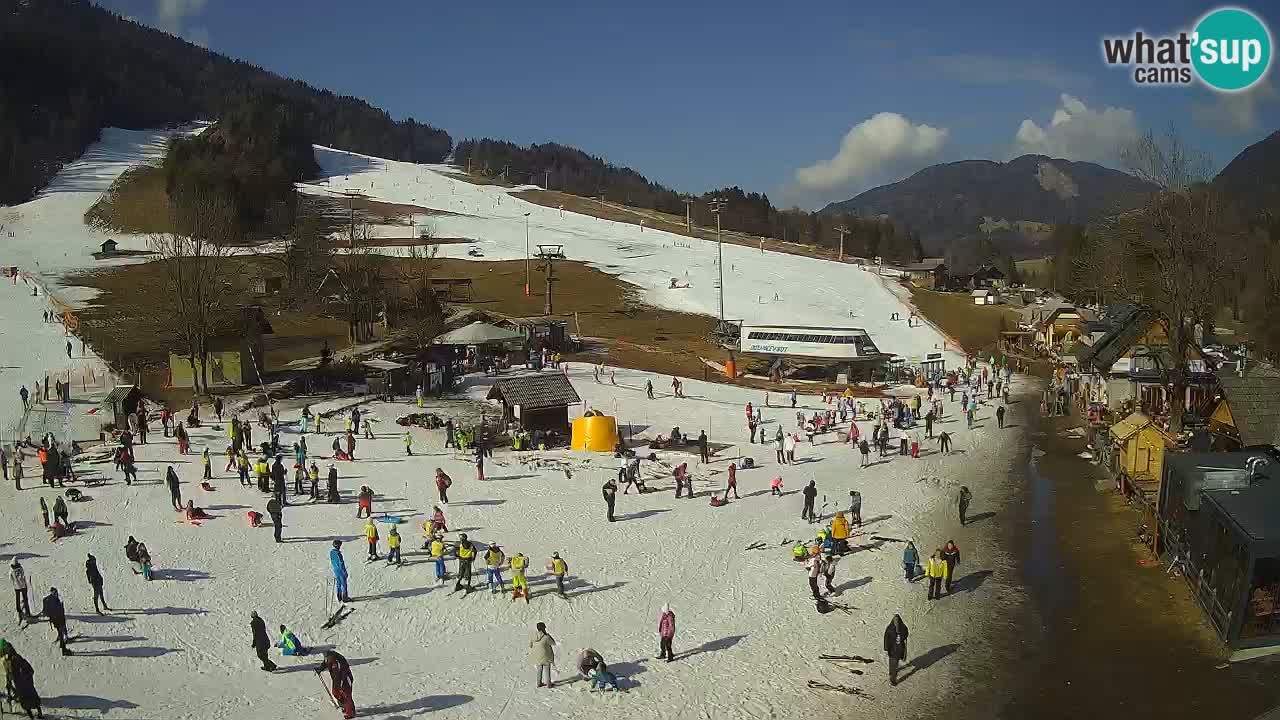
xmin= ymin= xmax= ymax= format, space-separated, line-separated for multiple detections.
xmin=709 ymin=198 xmax=727 ymax=326
xmin=523 ymin=212 xmax=531 ymax=296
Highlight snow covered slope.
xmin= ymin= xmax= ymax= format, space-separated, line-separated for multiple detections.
xmin=303 ymin=147 xmax=961 ymax=366
xmin=0 ymin=363 xmax=1029 ymax=720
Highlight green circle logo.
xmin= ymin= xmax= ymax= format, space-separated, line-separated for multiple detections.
xmin=1192 ymin=8 xmax=1272 ymax=91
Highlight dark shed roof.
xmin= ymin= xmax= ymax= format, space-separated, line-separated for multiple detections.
xmin=1078 ymin=306 xmax=1159 ymax=373
xmin=487 ymin=373 xmax=581 ymax=411
xmin=103 ymin=385 xmax=141 ymax=404
xmin=1218 ymin=365 xmax=1280 ymax=447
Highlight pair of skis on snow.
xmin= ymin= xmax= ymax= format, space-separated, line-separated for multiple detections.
xmin=321 ymin=605 xmax=354 ymax=630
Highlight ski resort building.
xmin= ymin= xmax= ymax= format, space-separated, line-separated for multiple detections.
xmin=737 ymin=324 xmax=889 ymax=380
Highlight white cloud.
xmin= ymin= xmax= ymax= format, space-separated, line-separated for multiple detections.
xmin=1010 ymin=94 xmax=1138 ymax=165
xmin=793 ymin=113 xmax=948 ymax=200
xmin=927 ymin=54 xmax=1091 ymax=90
xmin=154 ymin=0 xmax=210 ymax=46
xmin=1191 ymin=79 xmax=1276 ymax=135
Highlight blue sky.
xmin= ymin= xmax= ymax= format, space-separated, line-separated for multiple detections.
xmin=100 ymin=0 xmax=1279 ymax=208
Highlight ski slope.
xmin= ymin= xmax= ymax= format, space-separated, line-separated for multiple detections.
xmin=303 ymin=146 xmax=962 ymax=366
xmin=0 ymin=362 xmax=1029 ymax=720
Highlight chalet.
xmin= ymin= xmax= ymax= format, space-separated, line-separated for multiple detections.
xmin=1075 ymin=305 xmax=1214 ymax=414
xmin=968 ymin=264 xmax=1006 ymax=289
xmin=971 ymin=289 xmax=997 ymax=305
xmin=901 ymin=258 xmax=948 ymax=289
xmin=99 ymin=239 xmax=118 ymax=254
xmin=1206 ymin=365 xmax=1280 ymax=451
xmin=1034 ymin=303 xmax=1093 ymax=349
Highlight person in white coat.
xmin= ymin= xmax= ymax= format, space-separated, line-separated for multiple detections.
xmin=10 ymin=559 xmax=31 ymax=621
xmin=530 ymin=621 xmax=556 ymax=688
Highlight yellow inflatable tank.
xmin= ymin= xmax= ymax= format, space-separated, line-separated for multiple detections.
xmin=571 ymin=415 xmax=620 ymax=452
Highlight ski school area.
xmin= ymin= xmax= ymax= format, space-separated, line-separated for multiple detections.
xmin=0 ymin=126 xmax=1027 ymax=718
xmin=0 ymin=346 xmax=1029 ymax=719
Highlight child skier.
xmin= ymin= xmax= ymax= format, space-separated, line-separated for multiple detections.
xmin=201 ymin=448 xmax=211 ymax=480
xmin=364 ymin=519 xmax=379 ymax=561
xmin=429 ymin=533 xmax=448 ymax=585
xmin=386 ymin=526 xmax=402 ymax=566
xmin=510 ymin=552 xmax=530 ymax=603
xmin=484 ymin=543 xmax=506 ymax=593
xmin=403 ymin=430 xmax=413 ymax=456
xmin=277 ymin=625 xmax=307 ymax=656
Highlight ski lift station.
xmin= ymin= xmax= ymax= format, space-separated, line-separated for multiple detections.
xmin=737 ymin=324 xmax=890 ymax=381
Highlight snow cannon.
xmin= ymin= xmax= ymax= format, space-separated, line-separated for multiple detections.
xmin=571 ymin=415 xmax=619 ymax=453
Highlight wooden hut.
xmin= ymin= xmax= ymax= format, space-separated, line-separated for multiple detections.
xmin=1110 ymin=412 xmax=1177 ymax=508
xmin=486 ymin=373 xmax=580 ymax=433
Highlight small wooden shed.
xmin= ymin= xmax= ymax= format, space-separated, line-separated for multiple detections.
xmin=486 ymin=373 xmax=581 ymax=433
xmin=100 ymin=384 xmax=144 ymax=430
xmin=1111 ymin=411 xmax=1177 ymax=502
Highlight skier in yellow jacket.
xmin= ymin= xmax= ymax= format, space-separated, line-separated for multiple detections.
xmin=925 ymin=549 xmax=948 ymax=601
xmin=364 ymin=520 xmax=379 ymax=561
xmin=510 ymin=552 xmax=530 ymax=603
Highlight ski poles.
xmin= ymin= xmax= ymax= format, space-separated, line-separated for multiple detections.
xmin=315 ymin=670 xmax=341 ymax=710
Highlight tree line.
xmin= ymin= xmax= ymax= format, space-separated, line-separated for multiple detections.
xmin=0 ymin=0 xmax=451 ymax=205
xmin=455 ymin=138 xmax=924 ymax=263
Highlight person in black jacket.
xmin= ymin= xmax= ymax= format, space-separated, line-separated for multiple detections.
xmin=801 ymin=480 xmax=818 ymax=523
xmin=697 ymin=430 xmax=710 ymax=464
xmin=317 ymin=649 xmax=355 ymax=718
xmin=250 ymin=611 xmax=276 ymax=671
xmin=883 ymin=614 xmax=909 ymax=686
xmin=601 ymin=478 xmax=617 ymax=522
xmin=165 ymin=465 xmax=182 ymax=511
xmin=271 ymin=457 xmax=287 ymax=507
xmin=1 ymin=641 xmax=42 ymax=719
xmin=85 ymin=554 xmax=109 ymax=614
xmin=266 ymin=498 xmax=283 ymax=543
xmin=40 ymin=588 xmax=70 ymax=656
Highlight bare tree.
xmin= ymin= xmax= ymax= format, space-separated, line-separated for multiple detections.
xmin=266 ymin=214 xmax=334 ymax=305
xmin=1078 ymin=127 xmax=1244 ymax=429
xmin=322 ymin=223 xmax=384 ymax=345
xmin=148 ymin=186 xmax=240 ymax=393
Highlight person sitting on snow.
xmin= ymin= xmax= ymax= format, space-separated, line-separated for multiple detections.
xmin=277 ymin=624 xmax=307 ymax=656
xmin=590 ymin=659 xmax=619 ymax=691
xmin=577 ymin=647 xmax=605 ymax=679
xmin=184 ymin=500 xmax=209 ymax=521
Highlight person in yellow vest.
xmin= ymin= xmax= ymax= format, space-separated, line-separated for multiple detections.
xmin=925 ymin=549 xmax=948 ymax=601
xmin=364 ymin=519 xmax=379 ymax=561
xmin=547 ymin=552 xmax=569 ymax=599
xmin=236 ymin=451 xmax=250 ymax=486
xmin=454 ymin=534 xmax=476 ymax=593
xmin=386 ymin=526 xmax=402 ymax=566
xmin=484 ymin=543 xmax=506 ymax=594
xmin=831 ymin=511 xmax=850 ymax=553
xmin=403 ymin=430 xmax=413 ymax=456
xmin=429 ymin=533 xmax=449 ymax=585
xmin=308 ymin=462 xmax=320 ymax=500
xmin=510 ymin=552 xmax=530 ymax=603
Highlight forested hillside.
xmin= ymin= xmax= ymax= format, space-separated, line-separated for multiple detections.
xmin=456 ymin=138 xmax=924 ymax=262
xmin=0 ymin=0 xmax=451 ymax=205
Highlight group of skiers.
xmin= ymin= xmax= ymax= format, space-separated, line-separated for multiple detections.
xmin=529 ymin=603 xmax=676 ymax=690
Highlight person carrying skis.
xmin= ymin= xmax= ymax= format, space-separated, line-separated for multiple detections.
xmin=317 ymin=649 xmax=356 ymax=719
xmin=884 ymin=614 xmax=909 ymax=686
xmin=510 ymin=552 xmax=530 ymax=603
xmin=364 ymin=519 xmax=379 ymax=561
xmin=266 ymin=498 xmax=283 ymax=544
xmin=386 ymin=526 xmax=402 ymax=566
xmin=86 ymin=553 xmax=109 ymax=614
xmin=9 ymin=559 xmax=30 ymax=621
xmin=801 ymin=480 xmax=818 ymax=523
xmin=434 ymin=468 xmax=451 ymax=504
xmin=250 ymin=611 xmax=276 ymax=671
xmin=657 ymin=604 xmax=676 ymax=662
xmin=601 ymin=476 xmax=617 ymax=522
xmin=277 ymin=624 xmax=306 ymax=656
xmin=39 ymin=588 xmax=70 ymax=656
xmin=330 ymin=540 xmax=350 ymax=603
xmin=484 ymin=544 xmax=505 ymax=593
xmin=454 ymin=534 xmax=476 ymax=593
xmin=547 ymin=552 xmax=569 ymax=598
xmin=165 ymin=465 xmax=182 ymax=511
